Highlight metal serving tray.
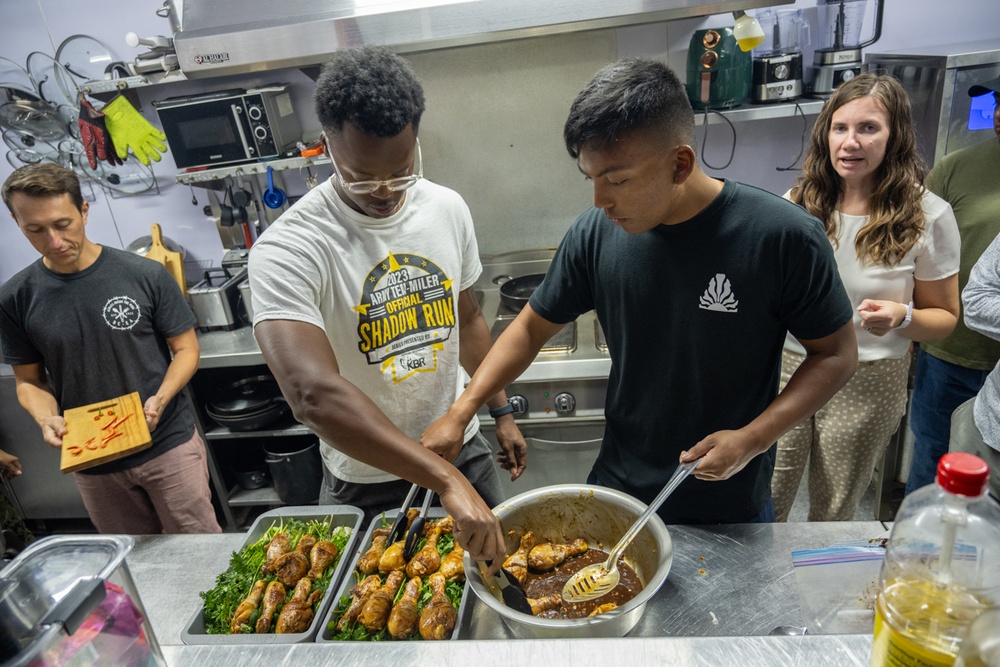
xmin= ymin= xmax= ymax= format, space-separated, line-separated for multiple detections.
xmin=316 ymin=507 xmax=469 ymax=642
xmin=181 ymin=505 xmax=363 ymax=644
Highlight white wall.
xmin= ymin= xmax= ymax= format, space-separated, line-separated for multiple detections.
xmin=1 ymin=0 xmax=998 ymax=287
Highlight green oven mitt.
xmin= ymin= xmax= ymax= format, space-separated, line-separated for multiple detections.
xmin=102 ymin=96 xmax=168 ymax=166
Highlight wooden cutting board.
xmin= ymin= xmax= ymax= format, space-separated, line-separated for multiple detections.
xmin=60 ymin=392 xmax=153 ymax=473
xmin=145 ymin=223 xmax=187 ymax=298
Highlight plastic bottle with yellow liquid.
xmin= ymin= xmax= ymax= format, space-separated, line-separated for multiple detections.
xmin=871 ymin=453 xmax=1000 ymax=666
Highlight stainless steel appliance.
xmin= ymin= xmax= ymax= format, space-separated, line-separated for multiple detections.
xmin=866 ymin=41 xmax=1000 ymax=166
xmin=476 ymin=250 xmax=610 ymax=497
xmin=152 ymin=85 xmax=301 ymax=169
xmin=187 ymin=267 xmax=247 ymax=332
xmin=166 ymin=0 xmax=794 ymax=79
xmin=752 ymin=8 xmax=810 ymax=103
xmin=810 ymin=0 xmax=883 ymax=97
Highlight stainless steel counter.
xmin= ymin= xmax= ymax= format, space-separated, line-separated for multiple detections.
xmin=160 ymin=635 xmax=874 ymax=665
xmin=128 ymin=521 xmax=887 ymax=664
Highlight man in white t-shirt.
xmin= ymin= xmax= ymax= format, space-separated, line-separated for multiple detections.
xmin=249 ymin=46 xmax=524 ymax=566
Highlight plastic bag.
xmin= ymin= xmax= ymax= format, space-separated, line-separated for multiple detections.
xmin=791 ymin=544 xmax=886 ymax=634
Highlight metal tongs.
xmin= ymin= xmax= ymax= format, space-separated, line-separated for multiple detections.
xmin=403 ymin=488 xmax=435 ymax=561
xmin=385 ymin=482 xmax=420 ymax=545
xmin=480 ymin=559 xmax=532 ymax=615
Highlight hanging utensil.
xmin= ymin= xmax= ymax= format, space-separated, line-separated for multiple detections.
xmin=385 ymin=482 xmax=420 ymax=546
xmin=562 ymin=457 xmax=701 ymax=603
xmin=262 ymin=165 xmax=286 ymax=209
xmin=403 ymin=488 xmax=435 ymax=561
xmin=145 ymin=222 xmax=187 ymax=297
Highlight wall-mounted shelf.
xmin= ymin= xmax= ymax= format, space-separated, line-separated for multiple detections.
xmin=175 ymin=154 xmax=331 ymax=185
xmin=228 ymin=485 xmax=281 ymax=507
xmin=80 ymin=69 xmax=188 ymax=95
xmin=699 ymin=98 xmax=826 ymax=125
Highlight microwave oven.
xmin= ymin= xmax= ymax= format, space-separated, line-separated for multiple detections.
xmin=152 ymin=85 xmax=302 ymax=169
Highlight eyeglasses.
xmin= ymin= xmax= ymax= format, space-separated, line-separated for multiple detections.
xmin=324 ymin=135 xmax=423 ymax=196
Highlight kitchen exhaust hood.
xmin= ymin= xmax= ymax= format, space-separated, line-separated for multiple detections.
xmin=171 ymin=0 xmax=788 ymax=79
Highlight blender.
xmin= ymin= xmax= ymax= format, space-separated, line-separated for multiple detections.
xmin=752 ymin=9 xmax=810 ymax=103
xmin=810 ymin=0 xmax=884 ymax=96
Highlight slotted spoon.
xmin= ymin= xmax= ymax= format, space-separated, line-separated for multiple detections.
xmin=562 ymin=457 xmax=701 ymax=603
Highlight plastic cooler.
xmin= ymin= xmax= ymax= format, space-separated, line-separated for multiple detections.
xmin=181 ymin=505 xmax=362 ymax=645
xmin=0 ymin=534 xmax=164 ymax=667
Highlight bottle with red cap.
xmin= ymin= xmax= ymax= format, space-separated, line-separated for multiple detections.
xmin=871 ymin=453 xmax=1000 ymax=666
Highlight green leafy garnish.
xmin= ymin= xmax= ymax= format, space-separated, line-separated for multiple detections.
xmin=328 ymin=516 xmax=462 ymax=641
xmin=199 ymin=517 xmax=351 ymax=634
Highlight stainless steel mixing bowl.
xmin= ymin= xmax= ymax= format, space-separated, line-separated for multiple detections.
xmin=464 ymin=484 xmax=673 ymax=638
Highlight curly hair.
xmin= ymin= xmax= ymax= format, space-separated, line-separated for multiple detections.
xmin=564 ymin=58 xmax=695 ymax=159
xmin=789 ymin=73 xmax=926 ymax=267
xmin=2 ymin=163 xmax=84 ymax=217
xmin=313 ymin=46 xmax=426 ymax=137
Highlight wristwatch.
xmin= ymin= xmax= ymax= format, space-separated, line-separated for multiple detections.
xmin=489 ymin=401 xmax=515 ymax=419
xmin=897 ymin=301 xmax=914 ymax=329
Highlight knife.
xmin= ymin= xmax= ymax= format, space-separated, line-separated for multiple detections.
xmin=482 ymin=559 xmax=533 ymax=615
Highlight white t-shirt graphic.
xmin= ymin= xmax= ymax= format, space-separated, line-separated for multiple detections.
xmin=249 ymin=177 xmax=482 ymax=483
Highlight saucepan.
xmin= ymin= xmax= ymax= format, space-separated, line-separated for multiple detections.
xmin=498 ymin=273 xmax=545 ymax=313
xmin=465 ymin=484 xmax=673 ymax=638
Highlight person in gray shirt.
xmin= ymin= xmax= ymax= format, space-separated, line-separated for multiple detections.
xmin=951 ymin=231 xmax=1000 ymax=501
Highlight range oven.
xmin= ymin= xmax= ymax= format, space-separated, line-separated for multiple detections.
xmin=475 ymin=249 xmax=611 ymax=497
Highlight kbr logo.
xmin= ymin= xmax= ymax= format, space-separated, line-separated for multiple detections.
xmin=398 ymin=354 xmax=428 ymax=372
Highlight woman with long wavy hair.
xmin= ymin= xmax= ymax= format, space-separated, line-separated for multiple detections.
xmin=772 ymin=73 xmax=961 ymax=521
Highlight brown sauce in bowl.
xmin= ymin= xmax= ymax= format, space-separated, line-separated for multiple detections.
xmin=523 ymin=549 xmax=643 ymax=619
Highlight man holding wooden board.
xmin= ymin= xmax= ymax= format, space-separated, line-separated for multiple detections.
xmin=0 ymin=163 xmax=220 ymax=534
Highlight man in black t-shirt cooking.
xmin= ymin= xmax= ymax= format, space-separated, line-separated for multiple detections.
xmin=423 ymin=59 xmax=858 ymax=523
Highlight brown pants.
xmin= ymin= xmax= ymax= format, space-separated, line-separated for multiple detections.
xmin=75 ymin=430 xmax=221 ymax=534
xmin=772 ymin=349 xmax=910 ymax=522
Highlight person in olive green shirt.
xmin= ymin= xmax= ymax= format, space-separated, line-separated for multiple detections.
xmin=906 ymin=75 xmax=1000 ymax=493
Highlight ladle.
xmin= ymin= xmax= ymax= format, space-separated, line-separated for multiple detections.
xmin=562 ymin=457 xmax=701 ymax=603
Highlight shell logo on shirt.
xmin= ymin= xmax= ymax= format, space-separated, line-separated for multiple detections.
xmin=102 ymin=295 xmax=141 ymax=330
xmin=353 ymin=251 xmax=455 ymax=383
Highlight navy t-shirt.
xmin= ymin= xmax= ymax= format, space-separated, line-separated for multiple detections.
xmin=0 ymin=246 xmax=197 ymax=474
xmin=530 ymin=179 xmax=853 ymax=522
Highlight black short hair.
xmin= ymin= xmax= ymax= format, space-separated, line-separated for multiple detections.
xmin=314 ymin=46 xmax=426 ymax=137
xmin=564 ymin=58 xmax=695 ymax=159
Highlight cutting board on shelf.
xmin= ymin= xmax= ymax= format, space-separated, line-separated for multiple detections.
xmin=60 ymin=392 xmax=152 ymax=473
xmin=145 ymin=222 xmax=187 ymax=298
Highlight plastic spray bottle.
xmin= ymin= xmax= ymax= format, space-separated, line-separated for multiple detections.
xmin=871 ymin=452 xmax=1000 ymax=666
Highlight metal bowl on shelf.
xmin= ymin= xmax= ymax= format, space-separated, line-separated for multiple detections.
xmin=465 ymin=484 xmax=673 ymax=638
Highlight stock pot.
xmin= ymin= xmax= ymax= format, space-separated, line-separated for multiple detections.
xmin=465 ymin=484 xmax=673 ymax=638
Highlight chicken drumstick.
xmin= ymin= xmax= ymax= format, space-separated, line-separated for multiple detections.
xmin=307 ymin=540 xmax=338 ymax=580
xmin=255 ymin=580 xmax=286 ymax=634
xmin=528 ymin=538 xmax=588 ymax=572
xmin=418 ymin=572 xmax=457 ymax=640
xmin=387 ymin=575 xmax=422 ymax=639
xmin=336 ymin=574 xmax=381 ymax=631
xmin=359 ymin=569 xmax=405 ymax=632
xmin=503 ymin=531 xmax=536 ymax=584
xmin=229 ymin=579 xmax=265 ymax=634
xmin=276 ymin=577 xmax=322 ymax=634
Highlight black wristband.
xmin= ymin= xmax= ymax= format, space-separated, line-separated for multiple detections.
xmin=489 ymin=402 xmax=515 ymax=419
